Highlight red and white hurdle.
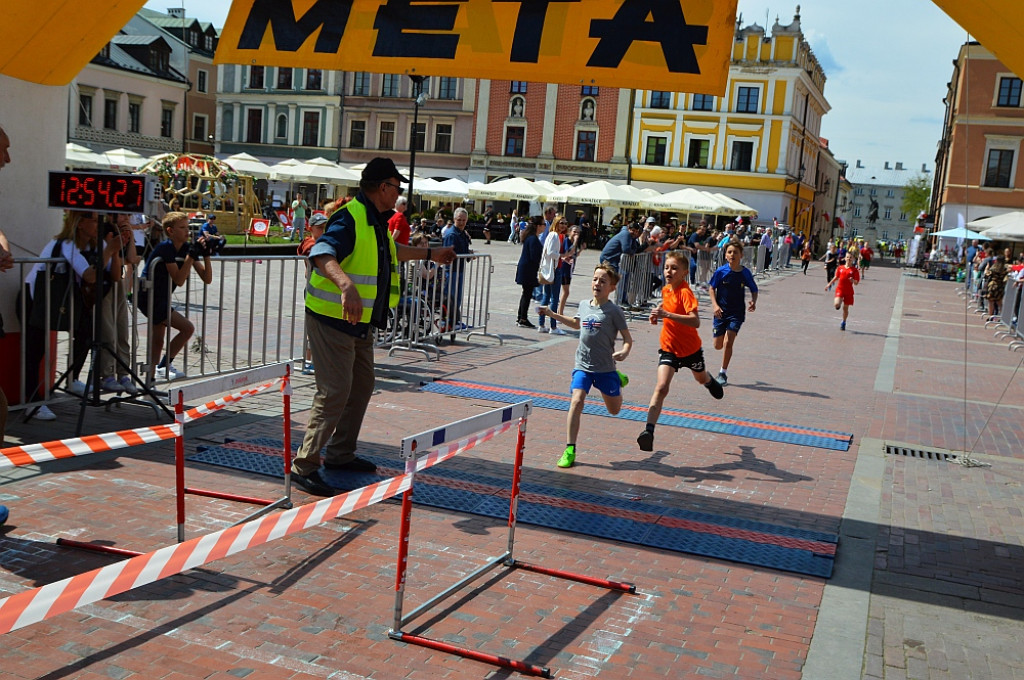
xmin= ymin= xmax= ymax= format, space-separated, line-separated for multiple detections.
xmin=388 ymin=400 xmax=637 ymax=678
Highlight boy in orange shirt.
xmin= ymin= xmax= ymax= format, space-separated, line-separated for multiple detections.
xmin=637 ymin=250 xmax=723 ymax=452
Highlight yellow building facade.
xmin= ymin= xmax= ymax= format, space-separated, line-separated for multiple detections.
xmin=631 ymin=10 xmax=830 ymax=237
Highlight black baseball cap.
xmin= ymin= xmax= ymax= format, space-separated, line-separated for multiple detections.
xmin=362 ymin=157 xmax=409 ymax=183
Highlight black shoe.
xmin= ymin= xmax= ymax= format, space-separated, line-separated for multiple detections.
xmin=323 ymin=456 xmax=377 ymax=472
xmin=516 ymin=319 xmax=536 ymax=329
xmin=292 ymin=470 xmax=336 ymax=497
xmin=705 ymin=377 xmax=724 ymax=400
xmin=637 ymin=429 xmax=654 ymax=452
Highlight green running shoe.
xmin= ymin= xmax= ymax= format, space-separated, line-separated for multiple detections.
xmin=617 ymin=370 xmax=629 ymax=388
xmin=557 ymin=446 xmax=576 ymax=468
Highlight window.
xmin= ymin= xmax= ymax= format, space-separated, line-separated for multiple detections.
xmin=128 ymin=102 xmax=141 ymax=133
xmin=997 ymin=77 xmax=1022 ymax=107
xmin=736 ymin=86 xmax=759 ymax=113
xmin=161 ymin=107 xmax=175 ymax=138
xmin=576 ymin=130 xmax=596 ymax=162
xmin=692 ymin=94 xmax=714 ymax=111
xmin=350 ymin=120 xmax=366 ymax=148
xmin=192 ymin=114 xmax=206 ymax=141
xmin=204 ymin=34 xmax=214 ymax=51
xmin=379 ymin=121 xmax=395 ymax=150
xmin=306 ymin=69 xmax=323 ymax=90
xmin=644 ymin=136 xmax=666 ymax=165
xmin=886 ymin=189 xmax=895 ymax=197
xmin=382 ymin=74 xmax=400 ymax=97
xmin=149 ymin=50 xmax=168 ymax=72
xmin=855 ymin=187 xmax=864 ymax=195
xmin=581 ymin=86 xmax=599 ymax=96
xmin=352 ymin=72 xmax=370 ymax=96
xmin=650 ymin=91 xmax=671 ymax=108
xmin=687 ymin=139 xmax=709 ymax=168
xmin=869 ymin=188 xmax=877 ymax=196
xmin=104 ymin=98 xmax=118 ymax=130
xmin=510 ymin=81 xmax=527 ymax=94
xmin=78 ymin=94 xmax=93 ymax=126
xmin=984 ymin=148 xmax=1014 ymax=188
xmin=854 ymin=206 xmax=862 ymax=217
xmin=410 ymin=122 xmax=425 ymax=151
xmin=434 ymin=124 xmax=452 ymax=153
xmin=197 ymin=70 xmax=207 ymax=93
xmin=884 ymin=207 xmax=892 ymax=220
xmin=899 ymin=212 xmax=907 ymax=221
xmin=437 ymin=77 xmax=458 ymax=99
xmin=249 ymin=65 xmax=264 ymax=89
xmin=730 ymin=141 xmax=754 ymax=171
xmin=276 ymin=113 xmax=288 ymax=139
xmin=277 ymin=67 xmax=293 ymax=90
xmin=245 ymin=108 xmax=262 ymax=143
xmin=302 ymin=111 xmax=320 ymax=146
xmin=505 ymin=126 xmax=525 ymax=156
xmin=882 ymin=230 xmax=889 ymax=240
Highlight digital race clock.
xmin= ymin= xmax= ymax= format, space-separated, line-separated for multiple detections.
xmin=48 ymin=171 xmax=161 ymax=214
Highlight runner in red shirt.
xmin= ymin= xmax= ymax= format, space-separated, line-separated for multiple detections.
xmin=826 ymin=251 xmax=860 ymax=331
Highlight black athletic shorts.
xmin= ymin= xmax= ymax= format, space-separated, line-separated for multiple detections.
xmin=658 ymin=347 xmax=706 ymax=373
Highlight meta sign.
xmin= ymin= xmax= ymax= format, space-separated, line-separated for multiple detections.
xmin=215 ymin=0 xmax=738 ymax=95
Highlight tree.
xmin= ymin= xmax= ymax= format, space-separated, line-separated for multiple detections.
xmin=901 ymin=175 xmax=931 ymax=219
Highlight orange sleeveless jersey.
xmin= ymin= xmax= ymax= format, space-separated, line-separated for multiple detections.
xmin=660 ymin=283 xmax=702 ymax=357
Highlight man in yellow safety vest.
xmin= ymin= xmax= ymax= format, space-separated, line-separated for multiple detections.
xmin=292 ymin=158 xmax=455 ymax=496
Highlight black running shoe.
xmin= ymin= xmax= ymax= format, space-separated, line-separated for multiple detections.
xmin=637 ymin=429 xmax=654 ymax=452
xmin=705 ymin=377 xmax=724 ymax=400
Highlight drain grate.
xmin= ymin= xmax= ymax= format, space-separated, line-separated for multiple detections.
xmin=885 ymin=445 xmax=959 ymax=462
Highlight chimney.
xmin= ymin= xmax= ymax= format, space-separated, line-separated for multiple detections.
xmin=167 ymin=7 xmax=185 ymax=18
xmin=895 ymin=162 xmax=904 ymax=170
xmin=856 ymin=160 xmax=863 ymax=169
xmin=922 ymin=163 xmax=929 ymax=173
xmin=884 ymin=161 xmax=891 ymax=170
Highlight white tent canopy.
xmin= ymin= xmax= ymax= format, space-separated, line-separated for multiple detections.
xmin=710 ymin=192 xmax=758 ymax=217
xmin=65 ymin=143 xmax=106 ymax=169
xmin=270 ymin=158 xmax=359 ymax=184
xmin=97 ymin=147 xmax=146 ymax=171
xmin=968 ymin=211 xmax=1024 ymax=241
xmin=931 ymin=226 xmax=990 ymax=240
xmin=468 ymin=176 xmax=552 ymax=201
xmin=549 ymin=180 xmax=644 ymax=208
xmin=650 ymin=187 xmax=728 ymax=214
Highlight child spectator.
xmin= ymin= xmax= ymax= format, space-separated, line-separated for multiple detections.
xmin=537 ymin=264 xmax=633 ymax=469
xmin=298 ymin=213 xmax=328 ymax=374
xmin=708 ymin=239 xmax=757 ymax=386
xmin=637 ymin=251 xmax=724 ymax=452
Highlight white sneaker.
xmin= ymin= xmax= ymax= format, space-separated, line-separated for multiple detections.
xmin=68 ymin=380 xmax=87 ymax=397
xmin=538 ymin=326 xmax=549 ymax=334
xmin=155 ymin=365 xmax=186 ymax=381
xmin=101 ymin=377 xmax=122 ymax=393
xmin=118 ymin=376 xmax=139 ymax=396
xmin=34 ymin=404 xmax=57 ymax=421
xmin=717 ymin=371 xmax=728 ymax=387
xmin=551 ymin=327 xmax=567 ymax=335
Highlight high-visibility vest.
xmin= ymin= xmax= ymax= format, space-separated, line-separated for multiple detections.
xmin=305 ymin=198 xmax=398 ymax=324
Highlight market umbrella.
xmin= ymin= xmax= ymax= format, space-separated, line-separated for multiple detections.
xmin=223 ymin=152 xmax=274 ymax=180
xmin=968 ymin=211 xmax=1024 ymax=241
xmin=416 ymin=177 xmax=470 ymax=199
xmin=710 ymin=192 xmax=758 ymax=217
xmin=65 ymin=142 xmax=106 ymax=169
xmin=618 ymin=184 xmax=663 ymax=209
xmin=468 ymin=176 xmax=550 ymax=201
xmin=548 ymin=180 xmax=643 ymax=208
xmin=98 ymin=147 xmax=146 ymax=171
xmin=649 ymin=187 xmax=728 ymax=213
xmin=930 ymin=226 xmax=990 ymax=240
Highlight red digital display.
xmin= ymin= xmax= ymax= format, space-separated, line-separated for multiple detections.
xmin=48 ymin=171 xmax=149 ymax=213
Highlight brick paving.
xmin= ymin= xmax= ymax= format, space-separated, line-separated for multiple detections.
xmin=1 ymin=244 xmax=1022 ymax=679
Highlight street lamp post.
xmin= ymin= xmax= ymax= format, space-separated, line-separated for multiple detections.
xmin=408 ymin=75 xmax=427 ymax=210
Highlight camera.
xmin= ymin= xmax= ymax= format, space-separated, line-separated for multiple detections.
xmin=191 ymin=235 xmax=226 ymax=258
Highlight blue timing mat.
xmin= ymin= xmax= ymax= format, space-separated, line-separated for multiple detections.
xmin=190 ymin=437 xmax=837 ymax=578
xmin=421 ymin=379 xmax=853 ymax=451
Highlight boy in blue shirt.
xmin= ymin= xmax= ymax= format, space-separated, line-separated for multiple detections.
xmin=708 ymin=239 xmax=757 ymax=386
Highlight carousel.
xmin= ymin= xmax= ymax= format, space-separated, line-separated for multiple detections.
xmin=138 ymin=153 xmax=260 ymax=233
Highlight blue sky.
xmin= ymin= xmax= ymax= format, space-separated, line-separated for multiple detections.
xmin=150 ymin=0 xmax=970 ymax=176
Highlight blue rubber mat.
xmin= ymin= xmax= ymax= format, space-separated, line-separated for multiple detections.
xmin=191 ymin=438 xmax=837 ymax=578
xmin=421 ymin=379 xmax=853 ymax=451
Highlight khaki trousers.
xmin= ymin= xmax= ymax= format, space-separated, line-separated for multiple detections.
xmin=292 ymin=314 xmax=376 ymax=475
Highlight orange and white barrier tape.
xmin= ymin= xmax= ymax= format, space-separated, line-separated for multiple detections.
xmin=0 ymin=473 xmax=413 ymax=634
xmin=414 ymin=421 xmax=514 ymax=473
xmin=0 ymin=424 xmax=181 ymax=470
xmin=182 ymin=379 xmax=281 ymax=423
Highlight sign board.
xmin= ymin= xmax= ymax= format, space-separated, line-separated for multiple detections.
xmin=48 ymin=171 xmax=160 ymax=214
xmin=215 ymin=0 xmax=738 ymax=95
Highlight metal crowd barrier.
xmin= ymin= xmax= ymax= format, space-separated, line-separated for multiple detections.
xmin=987 ymin=278 xmax=1020 ymax=339
xmin=381 ymin=253 xmax=502 ymax=360
xmin=614 ymin=251 xmax=657 ymax=312
xmin=754 ymin=245 xmax=770 ymax=279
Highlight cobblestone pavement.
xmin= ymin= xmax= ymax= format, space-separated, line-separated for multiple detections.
xmin=2 ymin=243 xmax=1021 ymax=679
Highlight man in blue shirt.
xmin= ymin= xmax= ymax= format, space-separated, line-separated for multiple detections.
xmin=442 ymin=207 xmax=473 ymax=329
xmin=965 ymin=239 xmax=979 ymax=288
xmin=198 ymin=214 xmax=226 ymax=252
xmin=687 ymin=223 xmax=710 ymax=285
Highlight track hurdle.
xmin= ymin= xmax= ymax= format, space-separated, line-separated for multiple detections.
xmin=57 ymin=361 xmax=294 ymax=557
xmin=388 ymin=400 xmax=637 ymax=678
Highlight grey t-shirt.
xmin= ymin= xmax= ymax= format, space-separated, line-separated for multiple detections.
xmin=574 ymin=298 xmax=628 ymax=374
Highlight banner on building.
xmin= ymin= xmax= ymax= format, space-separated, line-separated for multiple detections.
xmin=214 ymin=0 xmax=739 ymax=94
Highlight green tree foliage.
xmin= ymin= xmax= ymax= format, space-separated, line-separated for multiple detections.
xmin=901 ymin=175 xmax=931 ymax=219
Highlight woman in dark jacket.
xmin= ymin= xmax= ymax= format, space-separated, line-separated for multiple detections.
xmin=514 ymin=219 xmax=542 ymax=328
